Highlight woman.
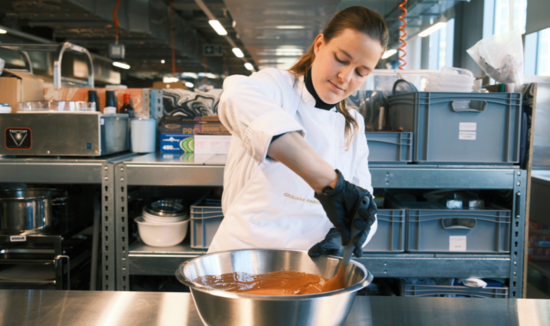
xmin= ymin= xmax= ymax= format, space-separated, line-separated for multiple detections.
xmin=208 ymin=6 xmax=388 ymax=258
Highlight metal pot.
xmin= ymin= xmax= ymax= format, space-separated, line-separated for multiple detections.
xmin=175 ymin=249 xmax=373 ymax=326
xmin=0 ymin=188 xmax=68 ymax=231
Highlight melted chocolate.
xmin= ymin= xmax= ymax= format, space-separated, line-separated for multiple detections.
xmin=193 ymin=270 xmax=344 ymax=295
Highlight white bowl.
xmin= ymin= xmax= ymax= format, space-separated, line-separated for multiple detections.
xmin=135 ymin=216 xmax=189 ymax=247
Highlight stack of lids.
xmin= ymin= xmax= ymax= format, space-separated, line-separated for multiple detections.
xmin=143 ymin=199 xmax=189 ymax=223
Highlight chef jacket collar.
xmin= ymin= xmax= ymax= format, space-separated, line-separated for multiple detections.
xmin=304 ymin=68 xmax=338 ymax=111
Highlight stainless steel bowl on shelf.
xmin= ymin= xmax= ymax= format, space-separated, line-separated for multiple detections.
xmin=175 ymin=249 xmax=372 ymax=326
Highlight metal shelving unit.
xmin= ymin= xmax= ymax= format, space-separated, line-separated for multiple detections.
xmin=0 ymin=153 xmax=137 ymax=291
xmin=114 ymin=154 xmax=527 ymax=297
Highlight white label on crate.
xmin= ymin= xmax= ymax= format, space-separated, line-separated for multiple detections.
xmin=459 ymin=122 xmax=477 ymax=131
xmin=449 ymin=236 xmax=467 ymax=251
xmin=459 ymin=131 xmax=476 ymax=140
xmin=100 ymin=118 xmax=105 ymax=125
xmin=10 ymin=235 xmax=26 ymax=242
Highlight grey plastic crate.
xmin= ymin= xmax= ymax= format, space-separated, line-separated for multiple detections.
xmin=406 ymin=203 xmax=511 ymax=253
xmin=388 ymin=92 xmax=522 ymax=164
xmin=403 ymin=284 xmax=509 ymax=298
xmin=190 ymin=197 xmax=223 ymax=249
xmin=365 ymin=132 xmax=412 ymax=164
xmin=363 ymin=209 xmax=406 ymax=252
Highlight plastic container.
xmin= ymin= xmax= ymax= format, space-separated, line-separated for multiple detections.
xmin=402 ymin=284 xmax=508 ymax=298
xmin=365 ymin=132 xmax=412 ymax=164
xmin=388 ymin=92 xmax=522 ymax=164
xmin=135 ymin=216 xmax=189 ymax=247
xmin=363 ymin=69 xmax=438 ymax=92
xmin=0 ymin=104 xmax=11 ymax=114
xmin=131 ymin=119 xmax=157 ymax=153
xmin=363 ymin=209 xmax=406 ymax=252
xmin=403 ymin=202 xmax=511 ymax=253
xmin=17 ymin=100 xmax=95 ymax=112
xmin=190 ymin=197 xmax=223 ymax=249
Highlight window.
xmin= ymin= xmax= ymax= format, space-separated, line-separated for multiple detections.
xmin=428 ymin=18 xmax=455 ymax=70
xmin=537 ymin=28 xmax=550 ymax=75
xmin=526 ymin=26 xmax=550 ymax=76
xmin=493 ymin=0 xmax=527 ymax=34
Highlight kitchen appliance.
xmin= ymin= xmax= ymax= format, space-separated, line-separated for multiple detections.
xmin=0 ymin=111 xmax=129 ymax=156
xmin=176 ymin=249 xmax=372 ymax=326
xmin=0 ymin=189 xmax=93 ymax=290
xmin=0 ymin=188 xmax=67 ymax=231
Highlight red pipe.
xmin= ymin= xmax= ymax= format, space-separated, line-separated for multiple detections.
xmin=113 ymin=0 xmax=121 ymax=44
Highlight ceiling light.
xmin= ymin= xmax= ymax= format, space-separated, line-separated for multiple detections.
xmin=382 ymin=49 xmax=397 ymax=59
xmin=163 ymin=77 xmax=179 ymax=83
xmin=0 ymin=29 xmax=6 ymax=34
xmin=419 ymin=22 xmax=446 ymax=37
xmin=274 ymin=25 xmax=305 ymax=29
xmin=244 ymin=63 xmax=254 ymax=71
xmin=198 ymin=72 xmax=218 ymax=79
xmin=276 ymin=48 xmax=303 ymax=56
xmin=161 ymin=59 xmax=165 ymax=64
xmin=209 ymin=20 xmax=227 ymax=36
xmin=185 ymin=82 xmax=194 ymax=88
xmin=181 ymin=72 xmax=198 ymax=79
xmin=112 ymin=61 xmax=130 ymax=69
xmin=232 ymin=48 xmax=244 ymax=58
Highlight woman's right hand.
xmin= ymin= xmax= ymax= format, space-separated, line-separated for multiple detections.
xmin=314 ymin=169 xmax=377 ymax=250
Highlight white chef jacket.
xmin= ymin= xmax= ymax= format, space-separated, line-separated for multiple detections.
xmin=208 ymin=68 xmax=377 ymax=253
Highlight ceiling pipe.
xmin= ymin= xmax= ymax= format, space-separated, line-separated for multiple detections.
xmin=193 ymin=0 xmax=255 ymax=71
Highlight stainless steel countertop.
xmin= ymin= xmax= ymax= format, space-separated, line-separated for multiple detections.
xmin=0 ymin=290 xmax=549 ymax=326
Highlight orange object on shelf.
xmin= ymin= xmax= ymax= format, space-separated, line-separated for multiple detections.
xmin=398 ymin=0 xmax=407 ymax=70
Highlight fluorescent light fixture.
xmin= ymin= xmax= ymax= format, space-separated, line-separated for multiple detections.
xmin=112 ymin=61 xmax=130 ymax=69
xmin=161 ymin=59 xmax=165 ymax=64
xmin=275 ymin=25 xmax=305 ymax=29
xmin=163 ymin=76 xmax=179 ymax=83
xmin=0 ymin=29 xmax=6 ymax=34
xmin=209 ymin=20 xmax=227 ymax=36
xmin=419 ymin=22 xmax=446 ymax=37
xmin=258 ymin=58 xmax=299 ymax=64
xmin=244 ymin=63 xmax=254 ymax=71
xmin=382 ymin=49 xmax=397 ymax=59
xmin=232 ymin=48 xmax=244 ymax=58
xmin=181 ymin=72 xmax=199 ymax=79
xmin=198 ymin=72 xmax=219 ymax=79
xmin=276 ymin=48 xmax=303 ymax=56
xmin=185 ymin=82 xmax=194 ymax=88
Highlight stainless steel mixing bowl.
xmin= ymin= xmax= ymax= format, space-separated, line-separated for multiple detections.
xmin=175 ymin=249 xmax=373 ymax=326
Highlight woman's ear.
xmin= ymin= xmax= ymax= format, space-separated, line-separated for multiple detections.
xmin=313 ymin=34 xmax=325 ymax=55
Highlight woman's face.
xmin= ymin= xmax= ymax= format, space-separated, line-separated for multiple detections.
xmin=311 ymin=28 xmax=384 ymax=104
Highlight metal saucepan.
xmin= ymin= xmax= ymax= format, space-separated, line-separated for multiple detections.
xmin=0 ymin=188 xmax=68 ymax=231
xmin=175 ymin=249 xmax=373 ymax=326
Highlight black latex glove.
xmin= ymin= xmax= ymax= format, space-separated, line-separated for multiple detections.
xmin=314 ymin=169 xmax=378 ymax=255
xmin=308 ymin=228 xmax=344 ymax=258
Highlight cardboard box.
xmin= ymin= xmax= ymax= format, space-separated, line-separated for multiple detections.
xmin=152 ymin=80 xmax=188 ymax=89
xmin=0 ymin=69 xmax=44 ymax=113
xmin=160 ymin=134 xmax=231 ymax=154
xmin=159 ymin=116 xmax=229 ymax=135
xmin=160 ymin=134 xmax=192 ymax=152
xmin=194 ymin=135 xmax=231 ymax=154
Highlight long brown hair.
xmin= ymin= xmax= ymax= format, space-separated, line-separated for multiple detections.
xmin=289 ymin=6 xmax=389 ymax=148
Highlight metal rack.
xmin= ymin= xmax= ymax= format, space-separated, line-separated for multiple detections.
xmin=0 ymin=153 xmax=137 ymax=291
xmin=114 ymin=154 xmax=527 ymax=297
